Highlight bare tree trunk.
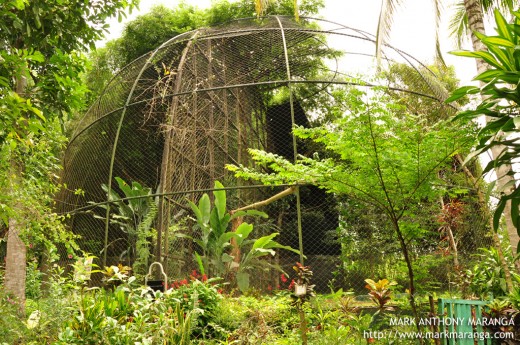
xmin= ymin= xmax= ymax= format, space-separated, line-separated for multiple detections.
xmin=463 ymin=0 xmax=519 ymax=268
xmin=5 ymin=160 xmax=26 ymax=313
xmin=4 ymin=73 xmax=27 ymax=313
xmin=439 ymin=197 xmax=460 ymax=267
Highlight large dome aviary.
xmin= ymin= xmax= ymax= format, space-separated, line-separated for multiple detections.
xmin=56 ymin=16 xmax=456 ymax=290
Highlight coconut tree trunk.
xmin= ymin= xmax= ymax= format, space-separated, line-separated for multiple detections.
xmin=463 ymin=0 xmax=520 ymax=265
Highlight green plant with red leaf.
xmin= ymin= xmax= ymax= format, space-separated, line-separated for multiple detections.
xmin=365 ymin=278 xmax=397 ymax=311
xmin=290 ymin=262 xmax=316 ymax=308
xmin=364 ymin=278 xmax=398 ymax=332
xmin=289 ymin=263 xmax=315 ymax=345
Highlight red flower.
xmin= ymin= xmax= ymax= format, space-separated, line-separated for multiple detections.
xmin=67 ymin=254 xmax=73 ymax=259
xmin=180 ymin=279 xmax=188 ymax=286
xmin=267 ymin=284 xmax=272 ymax=291
xmin=288 ymin=279 xmax=295 ymax=290
xmin=280 ymin=273 xmax=288 ymax=283
xmin=201 ymin=274 xmax=207 ymax=282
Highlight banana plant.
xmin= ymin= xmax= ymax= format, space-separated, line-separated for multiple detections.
xmin=92 ymin=177 xmax=157 ymax=274
xmin=235 ymin=231 xmax=300 ymax=292
xmin=186 ymin=181 xmax=299 ymax=291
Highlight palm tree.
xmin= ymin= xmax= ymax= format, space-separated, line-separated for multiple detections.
xmin=376 ymin=0 xmax=520 ymax=269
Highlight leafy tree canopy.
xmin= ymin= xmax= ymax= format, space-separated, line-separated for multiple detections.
xmin=228 ymin=87 xmax=471 ymax=221
xmin=0 ymin=0 xmax=138 ymax=133
xmin=0 ymin=0 xmax=138 ymax=304
xmin=85 ymin=0 xmax=324 ymax=103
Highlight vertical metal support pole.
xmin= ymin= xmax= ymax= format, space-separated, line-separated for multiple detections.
xmin=275 ymin=16 xmax=304 ymax=265
xmin=157 ymin=33 xmax=198 ymax=271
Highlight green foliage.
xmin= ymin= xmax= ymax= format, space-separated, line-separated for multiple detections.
xmin=210 ymin=294 xmax=300 ymax=344
xmin=0 ymin=0 xmax=137 ymax=303
xmin=364 ymin=279 xmax=397 ymax=311
xmin=0 ymin=117 xmax=79 ymax=258
xmin=94 ymin=177 xmax=157 ymax=276
xmin=0 ymin=0 xmax=138 ymax=125
xmin=0 ymin=265 xmax=80 ymax=344
xmin=185 ymin=181 xmax=298 ymax=291
xmin=382 ymin=63 xmax=461 ymax=121
xmin=228 ymin=87 xmax=471 ymax=299
xmin=25 ymin=260 xmax=43 ymax=300
xmin=506 ymin=285 xmax=520 ymax=310
xmin=113 ymin=4 xmax=206 ymax=67
xmin=228 ymin=88 xmax=469 ymax=219
xmin=85 ymin=0 xmax=325 ymax=102
xmin=465 ymin=246 xmax=520 ymax=298
xmin=56 ymin=278 xmax=198 ymax=344
xmin=448 ymin=8 xmax=520 ymax=247
xmin=483 ymin=297 xmax=519 ymax=340
xmin=168 ymin=276 xmax=223 ymax=336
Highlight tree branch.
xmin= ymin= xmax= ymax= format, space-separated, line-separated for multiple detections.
xmin=231 ymin=186 xmax=297 ymax=213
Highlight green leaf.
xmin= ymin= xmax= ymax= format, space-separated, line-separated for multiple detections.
xmin=217 ymin=232 xmax=237 ymax=247
xmin=198 ymin=194 xmax=211 ymax=224
xmin=450 ymin=50 xmax=503 ymax=70
xmin=494 ymin=199 xmax=507 ymax=231
xmin=485 ymin=44 xmax=514 ymax=70
xmin=234 ymin=222 xmax=254 ymax=246
xmin=194 ymin=252 xmax=205 ymax=276
xmin=188 ymin=200 xmax=202 ymax=222
xmin=213 ymin=180 xmax=226 ymax=220
xmin=481 ymin=36 xmax=515 ymax=48
xmin=495 ymin=9 xmax=514 ymax=43
xmin=28 ymin=50 xmax=45 ymax=62
xmin=252 ymin=233 xmax=279 ymax=250
xmin=0 ymin=76 xmax=9 ymax=87
xmin=221 ymin=253 xmax=234 ymax=263
xmin=445 ymin=86 xmax=479 ymax=103
xmin=474 ymin=70 xmax=520 ymax=84
xmin=511 ymin=198 xmax=520 ymax=229
xmin=13 ymin=0 xmax=25 ymax=10
xmin=236 ymin=271 xmax=250 ymax=292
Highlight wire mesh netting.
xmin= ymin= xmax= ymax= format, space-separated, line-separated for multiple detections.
xmin=49 ymin=16 xmax=492 ymax=293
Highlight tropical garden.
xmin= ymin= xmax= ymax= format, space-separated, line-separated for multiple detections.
xmin=1 ymin=0 xmax=520 ymax=344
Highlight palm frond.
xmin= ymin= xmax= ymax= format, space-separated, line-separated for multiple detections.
xmin=448 ymin=1 xmax=469 ymax=49
xmin=294 ymin=0 xmax=299 ymax=22
xmin=254 ymin=0 xmax=271 ymax=18
xmin=376 ymin=0 xmax=404 ymax=64
xmin=433 ymin=0 xmax=446 ymax=66
xmin=481 ymin=0 xmax=515 ymax=16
